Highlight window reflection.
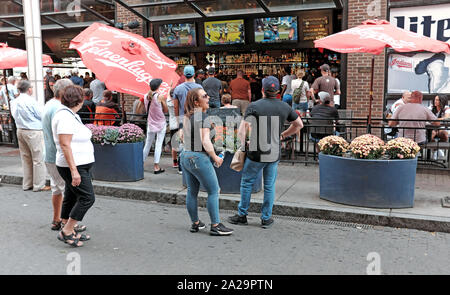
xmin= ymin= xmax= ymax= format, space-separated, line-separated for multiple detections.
xmin=195 ymin=0 xmax=263 ymax=16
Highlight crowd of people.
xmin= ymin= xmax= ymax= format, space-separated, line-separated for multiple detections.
xmin=3 ymin=60 xmax=449 ymax=246
xmin=387 ymin=91 xmax=449 ymax=160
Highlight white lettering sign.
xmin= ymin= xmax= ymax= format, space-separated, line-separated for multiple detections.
xmin=390 ymin=3 xmax=450 ymax=42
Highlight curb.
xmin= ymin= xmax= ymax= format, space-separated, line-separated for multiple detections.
xmin=2 ymin=173 xmax=450 ymax=234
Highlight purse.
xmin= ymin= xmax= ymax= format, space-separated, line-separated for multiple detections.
xmin=230 ymin=149 xmax=246 ymax=172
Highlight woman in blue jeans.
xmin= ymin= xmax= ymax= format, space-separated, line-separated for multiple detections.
xmin=180 ymin=88 xmax=233 ymax=236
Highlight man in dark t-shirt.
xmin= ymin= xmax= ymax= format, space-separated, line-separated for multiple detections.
xmin=202 ymin=67 xmax=222 ymax=108
xmin=77 ymin=88 xmax=96 ymax=124
xmin=310 ymin=64 xmax=340 ymax=102
xmin=249 ymin=74 xmax=262 ymax=102
xmin=228 ymin=76 xmax=303 ymax=228
xmin=310 ymin=91 xmax=339 ymax=142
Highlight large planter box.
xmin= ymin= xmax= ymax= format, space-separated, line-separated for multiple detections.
xmin=92 ymin=142 xmax=144 ymax=182
xmin=319 ymin=153 xmax=418 ymax=209
xmin=182 ymin=152 xmax=262 ymax=194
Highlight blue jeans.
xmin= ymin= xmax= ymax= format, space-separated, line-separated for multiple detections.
xmin=238 ymin=158 xmax=279 ymax=221
xmin=293 ymin=102 xmax=308 ymax=112
xmin=209 ymin=99 xmax=221 ymax=108
xmin=282 ymin=94 xmax=292 ymax=105
xmin=180 ymin=150 xmax=220 ymax=224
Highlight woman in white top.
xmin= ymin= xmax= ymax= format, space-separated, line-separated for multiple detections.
xmin=291 ymin=68 xmax=312 ymax=117
xmin=52 ymin=85 xmax=94 ymax=247
xmin=166 ymin=88 xmax=181 ymax=170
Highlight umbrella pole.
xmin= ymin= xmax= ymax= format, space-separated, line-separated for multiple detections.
xmin=121 ymin=93 xmax=127 ymax=124
xmin=367 ymin=55 xmax=375 ymax=134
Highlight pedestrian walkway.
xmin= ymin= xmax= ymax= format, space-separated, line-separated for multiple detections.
xmin=1 ymin=146 xmax=449 ymax=233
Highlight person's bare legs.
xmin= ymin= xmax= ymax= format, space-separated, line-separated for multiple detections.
xmin=52 ymin=193 xmax=63 ymax=223
xmin=61 ymin=218 xmax=83 ymax=247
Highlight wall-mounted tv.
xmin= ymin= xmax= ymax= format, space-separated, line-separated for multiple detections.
xmin=204 ymin=19 xmax=245 ymax=45
xmin=254 ymin=16 xmax=298 ymax=43
xmin=159 ymin=23 xmax=196 ymax=47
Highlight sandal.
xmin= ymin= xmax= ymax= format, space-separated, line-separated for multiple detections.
xmin=61 ymin=222 xmax=87 ymax=233
xmin=57 ymin=231 xmax=83 ymax=247
xmin=154 ymin=168 xmax=165 ymax=174
xmin=74 ymin=224 xmax=87 ymax=233
xmin=78 ymin=233 xmax=90 ymax=241
xmin=51 ymin=220 xmax=62 ymax=231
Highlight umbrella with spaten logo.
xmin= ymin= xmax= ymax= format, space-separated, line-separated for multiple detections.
xmin=69 ymin=23 xmax=179 ymax=98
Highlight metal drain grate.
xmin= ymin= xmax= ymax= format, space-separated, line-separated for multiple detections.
xmin=123 ymin=198 xmax=375 ymax=231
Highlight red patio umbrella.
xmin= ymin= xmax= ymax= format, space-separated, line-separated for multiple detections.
xmin=313 ymin=19 xmax=450 ymax=129
xmin=69 ymin=22 xmax=180 ymax=99
xmin=0 ymin=42 xmax=53 ymax=121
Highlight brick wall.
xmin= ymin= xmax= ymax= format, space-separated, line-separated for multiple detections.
xmin=346 ymin=0 xmax=388 ymax=125
xmin=116 ymin=1 xmax=145 ymax=113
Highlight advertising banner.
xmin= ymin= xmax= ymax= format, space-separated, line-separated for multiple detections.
xmin=389 ymin=3 xmax=450 ymax=94
xmin=387 ymin=52 xmax=450 ymax=94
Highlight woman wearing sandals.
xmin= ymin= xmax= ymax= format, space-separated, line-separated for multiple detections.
xmin=180 ymin=88 xmax=233 ymax=236
xmin=52 ymin=85 xmax=95 ymax=247
xmin=142 ymin=78 xmax=169 ymax=174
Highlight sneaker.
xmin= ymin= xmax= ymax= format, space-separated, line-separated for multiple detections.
xmin=178 ymin=170 xmax=183 ymax=175
xmin=438 ymin=149 xmax=446 ymax=160
xmin=190 ymin=220 xmax=206 ymax=232
xmin=173 ymin=163 xmax=179 ymax=168
xmin=227 ymin=214 xmax=248 ymax=225
xmin=432 ymin=151 xmax=438 ymax=160
xmin=210 ymin=223 xmax=233 ymax=236
xmin=261 ymin=218 xmax=274 ymax=229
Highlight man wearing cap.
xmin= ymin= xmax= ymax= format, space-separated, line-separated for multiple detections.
xmin=44 ymin=68 xmax=56 ymax=103
xmin=230 ymin=70 xmax=251 ymax=115
xmin=173 ymin=65 xmax=203 ymax=126
xmin=228 ymin=76 xmax=303 ymax=229
xmin=309 ymin=91 xmax=340 ymax=144
xmin=195 ymin=69 xmax=205 ymax=85
xmin=202 ymin=67 xmax=222 ymax=108
xmin=309 ymin=64 xmax=340 ymax=103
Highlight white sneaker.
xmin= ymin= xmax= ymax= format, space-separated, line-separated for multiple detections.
xmin=432 ymin=151 xmax=438 ymax=160
xmin=438 ymin=149 xmax=446 ymax=160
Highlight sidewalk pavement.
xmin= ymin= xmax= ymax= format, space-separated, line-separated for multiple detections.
xmin=1 ymin=145 xmax=450 ymax=233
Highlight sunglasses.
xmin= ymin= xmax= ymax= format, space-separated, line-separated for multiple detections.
xmin=200 ymin=93 xmax=209 ymax=99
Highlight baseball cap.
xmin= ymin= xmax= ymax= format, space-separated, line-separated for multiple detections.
xmin=150 ymin=78 xmax=163 ymax=91
xmin=262 ymin=76 xmax=280 ymax=93
xmin=318 ymin=91 xmax=331 ymax=103
xmin=320 ymin=64 xmax=330 ymax=72
xmin=197 ymin=69 xmax=205 ymax=75
xmin=184 ymin=65 xmax=195 ymax=78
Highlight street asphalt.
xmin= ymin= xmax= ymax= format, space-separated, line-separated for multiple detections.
xmin=1 ymin=184 xmax=449 ymax=275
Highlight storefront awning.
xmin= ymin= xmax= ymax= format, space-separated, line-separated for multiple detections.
xmin=126 ymin=0 xmax=341 ymax=22
xmin=0 ymin=0 xmax=341 ymax=33
xmin=0 ymin=0 xmax=115 ymax=33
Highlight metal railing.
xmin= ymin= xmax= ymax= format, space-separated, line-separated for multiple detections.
xmin=2 ymin=110 xmax=448 ymax=170
xmin=0 ymin=111 xmax=17 ymax=147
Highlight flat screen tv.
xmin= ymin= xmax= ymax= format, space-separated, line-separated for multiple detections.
xmin=204 ymin=19 xmax=245 ymax=45
xmin=254 ymin=16 xmax=298 ymax=43
xmin=159 ymin=23 xmax=196 ymax=47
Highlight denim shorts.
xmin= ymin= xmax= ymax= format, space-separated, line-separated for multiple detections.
xmin=293 ymin=102 xmax=308 ymax=112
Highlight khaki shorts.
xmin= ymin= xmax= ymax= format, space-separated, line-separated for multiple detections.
xmin=45 ymin=162 xmax=65 ymax=195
